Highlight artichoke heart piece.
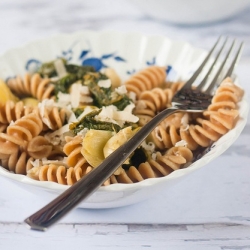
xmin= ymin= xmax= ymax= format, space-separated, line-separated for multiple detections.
xmin=21 ymin=97 xmax=39 ymax=107
xmin=81 ymin=129 xmax=113 ymax=168
xmin=103 ymin=126 xmax=140 ymax=174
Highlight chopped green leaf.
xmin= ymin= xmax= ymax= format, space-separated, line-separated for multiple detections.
xmin=69 ymin=109 xmax=121 ymax=134
xmin=37 ymin=58 xmax=67 ymax=77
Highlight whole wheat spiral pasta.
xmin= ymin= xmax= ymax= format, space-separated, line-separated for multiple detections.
xmin=150 ymin=112 xmax=191 ymax=150
xmin=188 ymin=78 xmax=244 ymax=147
xmin=26 ymin=136 xmax=53 ymax=159
xmin=27 ymin=163 xmax=112 ymax=186
xmin=7 ymin=73 xmax=55 ymax=100
xmin=0 ymin=112 xmax=43 ymax=155
xmin=125 ymin=66 xmax=167 ymax=99
xmin=0 ymin=58 xmax=244 ymax=188
xmin=27 ymin=163 xmax=92 ymax=185
xmin=134 ymin=87 xmax=174 ymax=126
xmin=0 ymin=100 xmax=34 ymax=125
xmin=111 ymin=146 xmax=193 ymax=184
xmin=1 ymin=150 xmax=34 ymax=174
xmin=0 ymin=124 xmax=7 ymax=133
xmin=206 ymin=77 xmax=244 ymax=112
xmin=0 ymin=100 xmax=66 ymax=132
xmin=63 ymin=135 xmax=88 ymax=169
xmin=39 ymin=106 xmax=67 ymax=131
xmin=150 ymin=78 xmax=244 ymax=150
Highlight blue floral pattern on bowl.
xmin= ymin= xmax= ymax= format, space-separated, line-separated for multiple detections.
xmin=25 ymin=41 xmax=127 ymax=73
xmin=24 ymin=40 xmax=175 ymax=79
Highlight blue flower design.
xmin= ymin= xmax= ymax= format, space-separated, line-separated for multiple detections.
xmin=78 ymin=50 xmax=126 ymax=71
xmin=26 ymin=59 xmax=42 ymax=73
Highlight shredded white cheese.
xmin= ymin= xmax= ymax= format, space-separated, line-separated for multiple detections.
xmin=135 ymin=100 xmax=147 ymax=110
xmin=70 ymin=83 xmax=82 ymax=108
xmin=175 ymin=140 xmax=188 ymax=147
xmin=95 ymin=104 xmax=139 ymax=127
xmin=44 ymin=124 xmax=70 ymax=145
xmin=54 ymin=59 xmax=67 ymax=78
xmin=115 ymin=85 xmax=127 ymax=95
xmin=38 ymin=99 xmax=73 ymax=129
xmin=128 ymin=91 xmax=136 ymax=102
xmin=57 ymin=92 xmax=71 ymax=105
xmin=98 ymin=79 xmax=111 ymax=88
xmin=181 ymin=113 xmax=189 ymax=127
xmin=180 ymin=124 xmax=189 ymax=131
xmin=141 ymin=141 xmax=155 ymax=153
xmin=154 ymin=127 xmax=163 ymax=142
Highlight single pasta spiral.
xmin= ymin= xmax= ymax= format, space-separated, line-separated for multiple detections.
xmin=134 ymin=87 xmax=174 ymax=126
xmin=207 ymin=77 xmax=244 ymax=112
xmin=63 ymin=135 xmax=88 ymax=169
xmin=1 ymin=150 xmax=34 ymax=174
xmin=40 ymin=106 xmax=67 ymax=131
xmin=111 ymin=146 xmax=193 ymax=184
xmin=27 ymin=163 xmax=111 ymax=186
xmin=7 ymin=73 xmax=55 ymax=100
xmin=27 ymin=163 xmax=93 ymax=185
xmin=26 ymin=136 xmax=53 ymax=159
xmin=125 ymin=66 xmax=167 ymax=99
xmin=150 ymin=112 xmax=192 ymax=150
xmin=0 ymin=112 xmax=43 ymax=155
xmin=189 ymin=77 xmax=244 ymax=148
xmin=1 ymin=136 xmax=54 ymax=174
xmin=0 ymin=100 xmax=34 ymax=125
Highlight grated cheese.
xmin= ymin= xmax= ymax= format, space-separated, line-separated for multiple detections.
xmin=95 ymin=104 xmax=139 ymax=127
xmin=175 ymin=140 xmax=188 ymax=147
xmin=70 ymin=83 xmax=82 ymax=108
xmin=141 ymin=141 xmax=155 ymax=153
xmin=181 ymin=113 xmax=189 ymax=127
xmin=98 ymin=79 xmax=111 ymax=88
xmin=54 ymin=59 xmax=67 ymax=78
xmin=115 ymin=85 xmax=127 ymax=95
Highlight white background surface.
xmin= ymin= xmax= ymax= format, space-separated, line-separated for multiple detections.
xmin=0 ymin=0 xmax=250 ymax=249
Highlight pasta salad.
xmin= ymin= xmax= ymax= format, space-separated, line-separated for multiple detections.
xmin=0 ymin=58 xmax=244 ymax=186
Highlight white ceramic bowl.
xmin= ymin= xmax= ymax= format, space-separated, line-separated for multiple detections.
xmin=129 ymin=0 xmax=250 ymax=25
xmin=0 ymin=31 xmax=248 ymax=209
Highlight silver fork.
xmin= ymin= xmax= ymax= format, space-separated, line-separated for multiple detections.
xmin=24 ymin=37 xmax=243 ymax=231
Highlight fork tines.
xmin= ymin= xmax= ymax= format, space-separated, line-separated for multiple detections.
xmin=190 ymin=37 xmax=244 ymax=95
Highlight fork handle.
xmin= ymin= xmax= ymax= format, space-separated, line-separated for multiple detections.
xmin=24 ymin=107 xmax=179 ymax=231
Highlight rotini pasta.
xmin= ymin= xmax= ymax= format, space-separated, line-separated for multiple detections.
xmin=0 ymin=100 xmax=34 ymax=125
xmin=0 ymin=59 xmax=244 ymax=188
xmin=63 ymin=135 xmax=88 ymax=169
xmin=1 ymin=150 xmax=34 ymax=174
xmin=7 ymin=73 xmax=55 ymax=100
xmin=134 ymin=87 xmax=174 ymax=126
xmin=27 ymin=163 xmax=92 ymax=185
xmin=0 ymin=112 xmax=43 ymax=155
xmin=125 ymin=66 xmax=167 ymax=99
xmin=150 ymin=78 xmax=244 ymax=150
xmin=27 ymin=163 xmax=111 ymax=186
xmin=39 ymin=106 xmax=67 ymax=131
xmin=26 ymin=136 xmax=53 ymax=159
xmin=111 ymin=146 xmax=193 ymax=184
